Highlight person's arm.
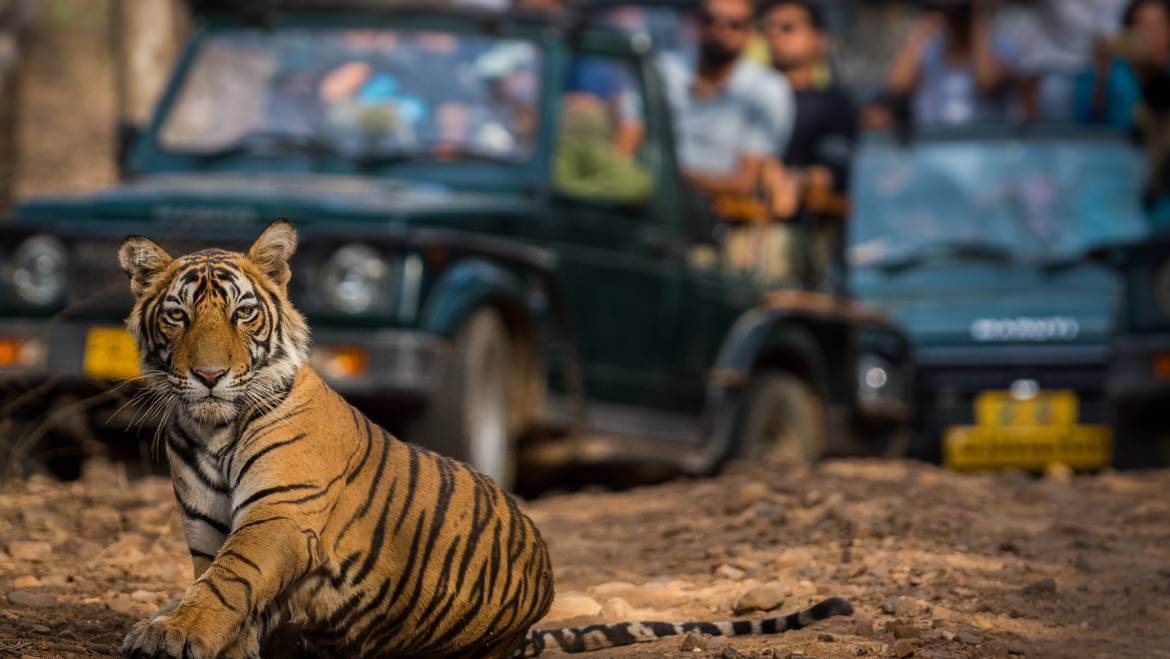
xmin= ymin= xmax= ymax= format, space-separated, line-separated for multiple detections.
xmin=606 ymin=69 xmax=646 ymax=156
xmin=615 ymin=120 xmax=645 ymax=156
xmin=887 ymin=13 xmax=942 ymax=95
xmin=969 ymin=2 xmax=1011 ymax=92
xmin=1084 ymin=38 xmax=1114 ymax=121
xmin=684 ymin=154 xmax=765 ymax=196
xmin=612 ymin=89 xmax=645 ymax=156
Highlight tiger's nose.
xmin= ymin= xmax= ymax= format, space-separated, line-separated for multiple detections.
xmin=191 ymin=368 xmax=227 ymax=389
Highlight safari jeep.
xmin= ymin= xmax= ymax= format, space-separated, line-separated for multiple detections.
xmin=850 ymin=126 xmax=1150 ymax=471
xmin=0 ymin=1 xmax=909 ymax=487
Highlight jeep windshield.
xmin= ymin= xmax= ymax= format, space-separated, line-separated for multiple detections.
xmin=157 ymin=26 xmax=541 ymax=166
xmin=600 ymin=4 xmax=699 ymax=61
xmin=849 ymin=127 xmax=1152 ymax=270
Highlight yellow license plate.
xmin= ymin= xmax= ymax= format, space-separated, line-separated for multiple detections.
xmin=83 ymin=327 xmax=140 ymax=380
xmin=944 ymin=424 xmax=1113 ymax=470
xmin=945 ymin=388 xmax=1112 ymax=470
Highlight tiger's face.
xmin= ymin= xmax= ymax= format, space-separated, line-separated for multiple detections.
xmin=118 ymin=220 xmax=309 ymax=427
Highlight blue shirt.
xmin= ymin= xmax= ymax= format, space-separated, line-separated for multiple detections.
xmin=1074 ymin=59 xmax=1145 ymax=131
xmin=566 ymin=56 xmax=641 ymax=121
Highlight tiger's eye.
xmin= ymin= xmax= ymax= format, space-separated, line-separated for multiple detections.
xmin=236 ymin=306 xmax=258 ymax=322
xmin=165 ymin=309 xmax=186 ymax=323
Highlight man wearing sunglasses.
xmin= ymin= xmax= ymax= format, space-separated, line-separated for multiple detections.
xmin=761 ymin=0 xmax=857 ymax=290
xmin=659 ymin=0 xmax=794 ymax=246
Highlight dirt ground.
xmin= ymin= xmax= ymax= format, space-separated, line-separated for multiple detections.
xmin=1 ymin=459 xmax=1168 ymax=658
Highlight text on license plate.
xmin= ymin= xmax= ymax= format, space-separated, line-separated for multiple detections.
xmin=944 ymin=389 xmax=1112 ymax=471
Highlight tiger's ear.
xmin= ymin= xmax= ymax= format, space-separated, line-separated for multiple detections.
xmin=118 ymin=236 xmax=173 ymax=298
xmin=248 ymin=219 xmax=298 ymax=289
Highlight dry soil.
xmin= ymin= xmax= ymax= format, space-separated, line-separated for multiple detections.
xmin=1 ymin=458 xmax=1169 ymax=658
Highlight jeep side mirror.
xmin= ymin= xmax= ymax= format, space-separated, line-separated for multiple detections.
xmin=116 ymin=122 xmax=141 ymax=178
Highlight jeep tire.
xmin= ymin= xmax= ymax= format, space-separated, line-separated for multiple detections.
xmin=733 ymin=371 xmax=827 ymax=464
xmin=413 ymin=308 xmax=516 ymax=489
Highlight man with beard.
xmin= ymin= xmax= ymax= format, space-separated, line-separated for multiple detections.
xmin=659 ymin=0 xmax=795 ymax=253
xmin=761 ymin=0 xmax=857 ymax=290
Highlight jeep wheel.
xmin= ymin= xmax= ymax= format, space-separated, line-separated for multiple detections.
xmin=733 ymin=372 xmax=827 ymax=464
xmin=414 ymin=308 xmax=515 ymax=489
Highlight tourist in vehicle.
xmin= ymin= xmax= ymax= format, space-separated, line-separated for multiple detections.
xmin=1079 ymin=0 xmax=1170 ymax=224
xmin=1001 ymin=0 xmax=1126 ymax=121
xmin=879 ymin=0 xmax=1017 ymax=126
xmin=761 ymin=0 xmax=857 ymax=290
xmin=659 ymin=0 xmax=793 ymax=202
xmin=658 ymin=0 xmax=793 ymax=270
xmin=1079 ymin=0 xmax=1170 ymax=130
xmin=514 ymin=0 xmax=645 ymax=156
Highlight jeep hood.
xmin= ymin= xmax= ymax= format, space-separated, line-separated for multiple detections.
xmin=851 ymin=261 xmax=1120 ymax=347
xmin=12 ymin=173 xmax=535 ymax=228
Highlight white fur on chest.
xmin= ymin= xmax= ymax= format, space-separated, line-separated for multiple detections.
xmin=166 ymin=420 xmax=236 ymax=556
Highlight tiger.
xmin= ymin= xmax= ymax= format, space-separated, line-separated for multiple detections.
xmin=116 ymin=219 xmax=853 ymax=658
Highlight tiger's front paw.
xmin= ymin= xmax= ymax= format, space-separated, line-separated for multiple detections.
xmin=120 ymin=615 xmax=217 ymax=658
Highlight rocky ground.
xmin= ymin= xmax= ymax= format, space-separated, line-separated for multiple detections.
xmin=1 ymin=459 xmax=1169 ymax=658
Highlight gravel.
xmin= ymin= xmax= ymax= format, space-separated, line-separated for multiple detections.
xmin=3 ymin=458 xmax=1170 ymax=657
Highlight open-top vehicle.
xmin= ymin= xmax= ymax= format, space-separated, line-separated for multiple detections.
xmin=0 ymin=0 xmax=910 ymax=487
xmin=850 ymin=125 xmax=1151 ymax=470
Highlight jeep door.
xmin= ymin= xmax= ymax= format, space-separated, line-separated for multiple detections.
xmin=539 ymin=37 xmax=697 ymax=441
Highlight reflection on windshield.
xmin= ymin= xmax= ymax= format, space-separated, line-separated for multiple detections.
xmin=849 ymin=135 xmax=1151 ymax=266
xmin=160 ymin=29 xmax=541 ymax=163
xmin=602 ymin=6 xmax=699 ymax=63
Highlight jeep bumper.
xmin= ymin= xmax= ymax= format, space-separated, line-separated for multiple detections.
xmin=0 ymin=320 xmax=449 ymax=402
xmin=308 ymin=328 xmax=449 ymax=400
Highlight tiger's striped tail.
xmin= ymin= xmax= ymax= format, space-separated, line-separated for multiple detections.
xmin=516 ymin=596 xmax=853 ymax=656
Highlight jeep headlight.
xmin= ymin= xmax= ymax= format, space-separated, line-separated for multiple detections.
xmin=857 ymin=354 xmax=894 ymax=403
xmin=9 ymin=235 xmax=68 ymax=306
xmin=320 ymin=244 xmax=389 ymax=314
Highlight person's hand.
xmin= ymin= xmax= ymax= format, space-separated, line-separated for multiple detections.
xmin=762 ymin=160 xmax=799 ymax=220
xmin=805 ymin=166 xmax=834 ymax=194
xmin=803 ymin=166 xmax=840 ymax=214
xmin=861 ymin=103 xmax=895 ymax=131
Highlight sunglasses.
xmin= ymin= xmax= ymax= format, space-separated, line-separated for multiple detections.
xmin=699 ymin=12 xmax=751 ymax=31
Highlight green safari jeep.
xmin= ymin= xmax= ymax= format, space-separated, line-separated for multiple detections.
xmin=0 ymin=1 xmax=910 ymax=488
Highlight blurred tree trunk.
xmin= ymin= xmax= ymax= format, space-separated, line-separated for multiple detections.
xmin=0 ymin=0 xmax=33 ymax=213
xmin=111 ymin=0 xmax=187 ymax=129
